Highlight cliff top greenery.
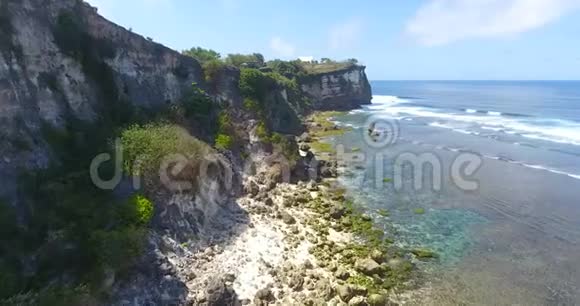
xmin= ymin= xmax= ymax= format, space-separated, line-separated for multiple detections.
xmin=182 ymin=46 xmax=360 ymax=80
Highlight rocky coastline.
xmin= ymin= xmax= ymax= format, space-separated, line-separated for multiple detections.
xmin=117 ymin=113 xmax=428 ymax=306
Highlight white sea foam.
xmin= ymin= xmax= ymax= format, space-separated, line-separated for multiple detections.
xmin=371 ymin=95 xmax=408 ymax=105
xmin=429 ymin=122 xmax=477 ymax=135
xmin=379 ymin=105 xmax=580 ymax=146
xmin=488 ymin=111 xmax=502 ymax=116
xmin=479 ymin=156 xmax=580 ymax=181
xmin=481 ymin=126 xmax=503 ymax=132
xmin=465 ymin=109 xmax=477 ymax=113
xmin=520 ymin=163 xmax=580 ymax=181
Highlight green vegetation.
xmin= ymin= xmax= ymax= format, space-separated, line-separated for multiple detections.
xmin=214 ymin=111 xmax=236 ymax=150
xmin=266 ymin=59 xmax=306 ymax=78
xmin=215 ymin=134 xmax=233 ymax=150
xmin=2 ymin=285 xmax=90 ymax=306
xmin=307 ymin=111 xmax=351 ymax=137
xmin=304 ymin=188 xmax=418 ymax=296
xmin=0 ymin=171 xmax=155 ymax=302
xmin=377 ymin=209 xmax=390 ymax=217
xmin=120 ymin=123 xmax=209 ymax=181
xmin=255 ymin=120 xmax=270 ymax=140
xmin=181 ymin=47 xmax=227 ymax=85
xmin=182 ymin=46 xmax=221 ymax=63
xmin=243 ymin=97 xmax=260 ymax=112
xmin=225 ymin=53 xmax=264 ymax=68
xmin=300 ymin=60 xmax=356 ymax=74
xmin=270 ymin=132 xmax=299 ymax=162
xmin=411 ymin=248 xmax=438 ymax=259
xmin=414 ymin=208 xmax=426 ymax=215
xmin=239 ymin=68 xmax=277 ymax=102
xmin=382 ymin=178 xmax=392 ymax=183
xmin=202 ymin=59 xmax=227 ymax=85
xmin=180 ymin=82 xmax=217 ymax=126
xmin=310 ymin=141 xmax=335 ymax=153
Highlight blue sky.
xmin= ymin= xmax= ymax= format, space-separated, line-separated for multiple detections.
xmin=86 ymin=0 xmax=580 ymax=80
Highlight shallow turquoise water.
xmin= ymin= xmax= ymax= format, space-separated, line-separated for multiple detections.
xmin=323 ymin=81 xmax=580 ymax=303
xmin=335 ymin=134 xmax=488 ymax=265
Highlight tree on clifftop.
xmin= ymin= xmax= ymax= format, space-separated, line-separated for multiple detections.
xmin=182 ymin=47 xmax=221 ymax=63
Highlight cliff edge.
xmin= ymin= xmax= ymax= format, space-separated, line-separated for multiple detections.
xmin=300 ymin=65 xmax=372 ymax=111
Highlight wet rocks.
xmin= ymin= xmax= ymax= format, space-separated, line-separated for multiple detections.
xmin=253 ymin=288 xmax=274 ymax=306
xmin=348 ymin=296 xmax=366 ymax=306
xmin=244 ymin=180 xmax=260 ymax=197
xmin=411 ymin=248 xmax=438 ymax=259
xmin=281 ymin=211 xmax=296 ymax=224
xmin=288 ymin=273 xmax=304 ymax=291
xmin=314 ymin=279 xmax=334 ymax=301
xmin=299 ymin=132 xmax=312 ymax=143
xmin=299 ymin=144 xmax=311 ymax=152
xmin=355 ymin=258 xmax=382 ymax=276
xmin=336 ymin=284 xmax=354 ymax=302
xmin=334 ymin=267 xmax=350 ymax=280
xmin=370 ymin=249 xmax=385 ymax=263
xmin=329 ymin=204 xmax=346 ymax=219
xmin=204 ymin=278 xmax=238 ymax=306
xmin=264 ymin=197 xmax=274 ymax=206
xmin=368 ymin=293 xmax=388 ymax=306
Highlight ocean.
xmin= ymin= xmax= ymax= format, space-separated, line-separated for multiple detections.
xmin=329 ymin=81 xmax=580 ymax=304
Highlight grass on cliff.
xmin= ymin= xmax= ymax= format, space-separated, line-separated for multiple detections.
xmin=120 ymin=123 xmax=211 ymax=184
xmin=308 ymin=111 xmax=351 ymax=141
xmin=300 ymin=61 xmax=356 ymax=74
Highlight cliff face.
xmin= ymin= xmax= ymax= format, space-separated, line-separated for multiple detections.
xmin=300 ymin=65 xmax=372 ymax=111
xmin=0 ymin=0 xmax=206 ymax=201
xmin=0 ymin=1 xmax=374 ymax=303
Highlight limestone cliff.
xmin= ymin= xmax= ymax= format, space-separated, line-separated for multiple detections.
xmin=0 ymin=0 xmax=374 ymax=303
xmin=300 ymin=65 xmax=372 ymax=111
xmin=0 ymin=0 xmax=206 ymax=202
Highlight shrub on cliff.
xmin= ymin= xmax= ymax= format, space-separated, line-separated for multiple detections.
xmin=90 ymin=226 xmax=147 ymax=273
xmin=2 ymin=169 xmax=156 ymax=302
xmin=270 ymin=132 xmax=299 ymax=162
xmin=202 ymin=59 xmax=227 ymax=85
xmin=180 ymin=82 xmax=219 ymax=131
xmin=182 ymin=46 xmax=221 ymax=63
xmin=120 ymin=123 xmax=211 ymax=186
xmin=266 ymin=60 xmax=306 ymax=78
xmin=214 ymin=111 xmax=235 ymax=150
xmin=239 ymin=68 xmax=277 ymax=101
xmin=215 ymin=134 xmax=233 ymax=150
xmin=118 ymin=194 xmax=154 ymax=226
xmin=225 ymin=53 xmax=265 ymax=68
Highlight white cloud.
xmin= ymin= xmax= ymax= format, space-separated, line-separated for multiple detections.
xmin=269 ymin=37 xmax=296 ymax=58
xmin=329 ymin=18 xmax=363 ymax=50
xmin=406 ymin=0 xmax=580 ymax=46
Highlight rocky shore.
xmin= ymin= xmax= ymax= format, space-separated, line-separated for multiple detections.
xmin=166 ymin=113 xmax=427 ymax=306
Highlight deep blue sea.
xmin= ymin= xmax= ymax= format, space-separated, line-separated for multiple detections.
xmin=330 ymin=81 xmax=580 ymax=304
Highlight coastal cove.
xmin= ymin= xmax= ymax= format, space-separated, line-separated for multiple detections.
xmin=2 ymin=1 xmax=580 ymax=305
xmin=0 ymin=1 xmax=430 ymax=305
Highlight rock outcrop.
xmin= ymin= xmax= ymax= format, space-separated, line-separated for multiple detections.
xmin=300 ymin=65 xmax=372 ymax=110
